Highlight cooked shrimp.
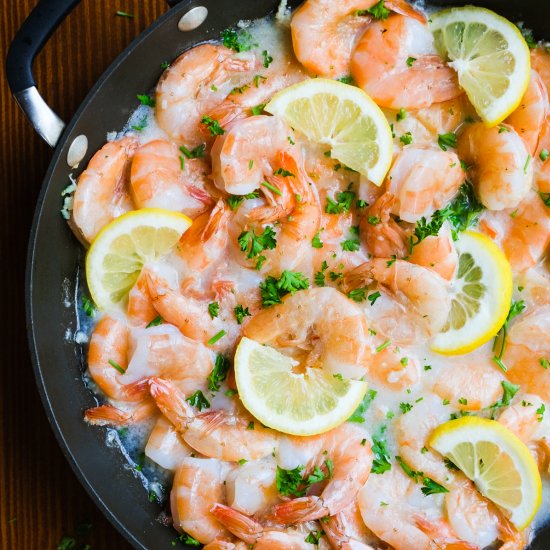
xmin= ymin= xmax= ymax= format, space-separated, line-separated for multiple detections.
xmin=506 ymin=70 xmax=548 ymax=155
xmin=385 ymin=146 xmax=465 ymax=223
xmin=177 ymin=200 xmax=232 ymax=271
xmin=534 ymin=119 xmax=550 ymax=193
xmin=83 ymin=401 xmax=155 ymax=426
xmin=414 ymin=514 xmax=481 ymax=550
xmin=431 ymin=359 xmax=505 ymax=411
xmin=171 ymin=457 xmax=234 ymax=544
xmin=346 ymin=258 xmax=451 ymax=336
xmin=208 ymin=63 xmax=306 ymax=128
xmin=225 ymin=457 xmax=280 ymax=516
xmin=145 ymin=267 xmax=240 ymax=351
xmin=258 ymin=152 xmax=322 ymax=277
xmin=149 ymin=377 xmax=279 ymax=461
xmin=144 ymin=416 xmax=194 ymax=471
xmin=531 ymin=47 xmax=550 ymax=101
xmin=244 ymin=287 xmax=371 ymax=380
xmin=156 ymin=44 xmax=258 ymax=146
xmin=290 ymin=0 xmax=424 ymax=79
xmin=123 ymin=323 xmax=215 ymax=395
xmin=210 ymin=504 xmax=319 ymax=549
xmin=351 ymin=14 xmax=462 ymax=110
xmin=498 ymin=394 xmax=547 ymax=444
xmin=357 ymin=467 xmax=440 ymax=549
xmin=409 ymin=222 xmax=457 ymax=280
xmin=130 ymin=139 xmax=213 ymax=216
xmin=127 ymin=267 xmax=159 ymax=327
xmin=367 ymin=343 xmax=421 ymax=391
xmin=503 ymin=305 xmax=550 ymax=400
xmin=457 ymin=122 xmax=533 ymax=211
xmin=323 ymin=502 xmax=376 ymax=550
xmin=267 ymin=423 xmax=373 ymax=523
xmin=87 ymin=315 xmax=148 ymax=402
xmin=361 ymin=192 xmax=408 ymax=259
xmin=72 ymin=137 xmax=137 ymax=242
xmin=211 ymin=115 xmax=297 ymax=195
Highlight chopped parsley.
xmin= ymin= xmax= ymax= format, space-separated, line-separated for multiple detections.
xmin=368 ymin=291 xmax=381 ymax=305
xmin=262 ymin=181 xmax=282 ymax=196
xmin=234 ymin=305 xmax=251 ymax=324
xmin=540 ymin=149 xmax=549 ymax=162
xmin=492 ymin=300 xmax=525 ymax=368
xmin=312 ymin=231 xmax=324 ymax=249
xmin=81 ymin=295 xmax=95 ymax=317
xmin=207 ymin=354 xmax=230 ymax=392
xmin=220 ymin=28 xmax=256 ymax=52
xmin=364 ymin=0 xmax=391 ymax=20
xmin=260 ymin=271 xmax=309 ymax=307
xmin=137 ymin=94 xmax=155 ymax=107
xmin=251 ymin=103 xmax=266 ymax=116
xmin=201 ymin=115 xmax=225 ymax=136
xmin=375 ymin=340 xmax=391 ymax=353
xmin=347 ymin=288 xmax=367 ymax=302
xmin=175 ymin=532 xmax=201 ymax=547
xmin=399 ymin=402 xmax=413 ymax=414
xmin=356 ymin=199 xmax=368 ymax=209
xmin=276 ymin=465 xmax=306 ymax=497
xmin=540 ymin=358 xmax=550 ymax=370
xmin=406 ymin=56 xmax=416 ymax=67
xmin=179 ymin=144 xmax=205 ymax=159
xmin=116 ymin=10 xmax=135 ymax=18
xmin=314 ymin=260 xmax=329 ymax=287
xmin=337 ymin=76 xmax=354 ymax=84
xmin=305 ymin=531 xmax=324 ymax=545
xmin=437 ymin=132 xmax=457 ymax=151
xmin=208 ymin=301 xmax=219 ymax=319
xmin=396 ymin=108 xmax=407 ymax=121
xmin=325 ymin=190 xmax=356 ymax=214
xmin=146 ymin=315 xmax=164 ymax=328
xmin=348 ymin=389 xmax=377 ymax=423
xmin=186 ymin=390 xmax=210 ymax=411
xmin=131 ymin=115 xmax=148 ymax=132
xmin=516 ymin=22 xmax=537 ymax=49
xmin=262 ymin=50 xmax=273 ymax=68
xmin=227 ymin=190 xmax=260 ymax=211
xmin=207 ymin=330 xmax=226 ymax=346
xmin=108 ymin=359 xmax=125 ymax=374
xmin=537 ymin=403 xmax=546 ymax=422
xmin=341 ymin=238 xmax=360 ymax=252
xmin=371 ymin=425 xmax=392 ymax=474
xmin=400 ymin=132 xmax=413 ymax=145
xmin=238 ymin=226 xmax=277 ymax=259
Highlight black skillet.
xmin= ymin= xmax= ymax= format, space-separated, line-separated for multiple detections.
xmin=6 ymin=0 xmax=550 ymax=547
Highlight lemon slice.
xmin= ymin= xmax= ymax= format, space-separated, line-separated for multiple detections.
xmin=432 ymin=231 xmax=512 ymax=355
xmin=234 ymin=337 xmax=368 ymax=436
xmin=429 ymin=417 xmax=542 ymax=529
xmin=429 ymin=6 xmax=531 ymax=126
xmin=265 ymin=78 xmax=393 ymax=185
xmin=86 ymin=208 xmax=191 ymax=310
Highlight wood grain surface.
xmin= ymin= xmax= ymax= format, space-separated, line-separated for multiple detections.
xmin=0 ymin=1 xmax=167 ymax=548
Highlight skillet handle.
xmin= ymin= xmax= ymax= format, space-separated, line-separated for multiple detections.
xmin=5 ymin=0 xmax=82 ymax=147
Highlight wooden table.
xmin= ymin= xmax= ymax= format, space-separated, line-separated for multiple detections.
xmin=0 ymin=2 xmax=167 ymax=547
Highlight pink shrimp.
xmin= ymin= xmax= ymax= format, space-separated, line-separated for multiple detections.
xmin=506 ymin=70 xmax=549 ymax=155
xmin=171 ymin=458 xmax=234 ymax=544
xmin=351 ymin=14 xmax=462 ymax=110
xmin=127 ymin=267 xmax=159 ymax=327
xmin=323 ymin=502 xmax=376 ymax=549
xmin=130 ymin=139 xmax=213 ymax=216
xmin=72 ymin=137 xmax=137 ymax=242
xmin=408 ymin=222 xmax=458 ymax=280
xmin=290 ymin=0 xmax=425 ymax=79
xmin=211 ymin=115 xmax=297 ymax=195
xmin=267 ymin=423 xmax=373 ymax=523
xmin=155 ymin=44 xmax=259 ymax=146
xmin=149 ymin=377 xmax=279 ymax=461
xmin=87 ymin=315 xmax=148 ymax=402
xmin=210 ymin=504 xmax=319 ymax=549
xmin=385 ymin=145 xmax=465 ymax=223
xmin=361 ymin=192 xmax=408 ymax=259
xmin=177 ymin=199 xmax=232 ymax=271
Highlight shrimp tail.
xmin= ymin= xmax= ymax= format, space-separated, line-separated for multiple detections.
xmin=386 ymin=0 xmax=427 ymax=23
xmin=342 ymin=262 xmax=374 ymax=293
xmin=203 ymin=539 xmax=239 ymax=550
xmin=266 ymin=496 xmax=327 ymax=524
xmin=203 ymin=200 xmax=231 ymax=242
xmin=84 ymin=405 xmax=132 ymax=426
xmin=148 ymin=377 xmax=195 ymax=432
xmin=210 ymin=503 xmax=262 ymax=545
xmin=414 ymin=515 xmax=479 ymax=550
xmin=119 ymin=377 xmax=150 ymax=401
